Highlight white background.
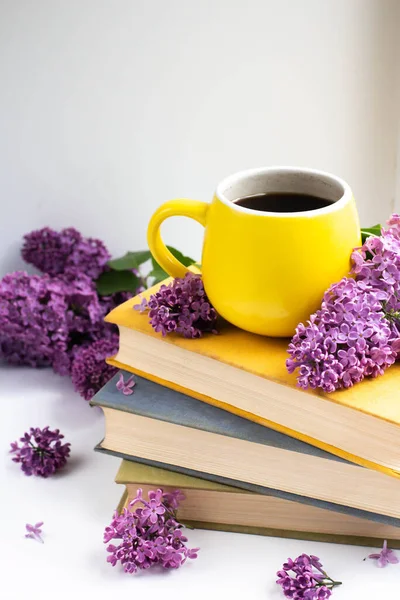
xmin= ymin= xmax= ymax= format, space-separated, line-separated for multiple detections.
xmin=1 ymin=1 xmax=400 ymax=598
xmin=1 ymin=365 xmax=399 ymax=599
xmin=1 ymin=0 xmax=400 ymax=273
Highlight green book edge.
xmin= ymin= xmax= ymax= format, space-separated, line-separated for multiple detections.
xmin=116 ymin=458 xmax=247 ymax=493
xmin=116 ymin=489 xmax=400 ymax=548
xmin=115 ymin=461 xmax=400 ymax=548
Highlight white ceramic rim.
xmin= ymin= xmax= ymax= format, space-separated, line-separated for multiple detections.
xmin=215 ymin=166 xmax=353 ymax=218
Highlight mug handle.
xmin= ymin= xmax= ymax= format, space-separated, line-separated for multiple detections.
xmin=147 ymin=199 xmax=209 ymax=279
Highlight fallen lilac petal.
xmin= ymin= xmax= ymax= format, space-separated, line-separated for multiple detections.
xmin=123 ymin=386 xmax=135 ymax=396
xmin=387 ymin=553 xmax=400 ymax=564
xmin=134 ymin=296 xmax=148 ymax=313
xmin=368 ymin=540 xmax=398 ymax=567
xmin=116 ymin=373 xmax=136 ymax=396
xmin=25 ymin=522 xmax=44 ymax=543
xmin=116 ymin=373 xmax=125 ymax=391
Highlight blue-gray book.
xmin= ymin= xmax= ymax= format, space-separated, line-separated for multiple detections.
xmin=91 ymin=370 xmax=400 ymax=527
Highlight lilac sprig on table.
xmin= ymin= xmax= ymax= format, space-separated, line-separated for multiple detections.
xmin=10 ymin=427 xmax=70 ymax=477
xmin=135 ymin=272 xmax=218 ymax=338
xmin=287 ymin=214 xmax=400 ymax=392
xmin=104 ymin=487 xmax=199 ymax=574
xmin=276 ymin=553 xmax=341 ymax=599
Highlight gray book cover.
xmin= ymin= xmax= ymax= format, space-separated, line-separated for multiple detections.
xmin=91 ymin=370 xmax=400 ymax=528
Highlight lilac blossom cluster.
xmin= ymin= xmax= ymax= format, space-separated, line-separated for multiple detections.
xmin=287 ymin=215 xmax=400 ymax=392
xmin=104 ymin=488 xmax=199 ymax=574
xmin=0 ymin=228 xmax=130 ymax=399
xmin=0 ymin=271 xmax=115 ymax=375
xmin=71 ymin=336 xmax=118 ymax=401
xmin=10 ymin=427 xmax=70 ymax=477
xmin=276 ymin=554 xmax=341 ymax=599
xmin=136 ymin=272 xmax=217 ymax=338
xmin=22 ymin=227 xmax=110 ymax=279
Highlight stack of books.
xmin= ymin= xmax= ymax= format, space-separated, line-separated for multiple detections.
xmin=91 ymin=279 xmax=400 ymax=547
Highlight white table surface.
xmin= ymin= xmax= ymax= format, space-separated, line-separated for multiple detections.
xmin=1 ymin=364 xmax=398 ymax=599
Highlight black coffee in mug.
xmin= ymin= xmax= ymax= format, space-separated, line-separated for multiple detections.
xmin=234 ymin=192 xmax=332 ymax=213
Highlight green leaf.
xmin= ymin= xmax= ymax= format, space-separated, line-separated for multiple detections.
xmin=149 ymin=246 xmax=196 ymax=284
xmin=149 ymin=263 xmax=170 ymax=285
xmin=361 ymin=224 xmax=382 ymax=243
xmin=166 ymin=246 xmax=196 ymax=267
xmin=107 ymin=250 xmax=152 ymax=271
xmin=95 ymin=270 xmax=140 ymax=295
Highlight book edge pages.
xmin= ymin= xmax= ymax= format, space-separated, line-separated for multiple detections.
xmin=117 ymin=489 xmax=400 ymax=548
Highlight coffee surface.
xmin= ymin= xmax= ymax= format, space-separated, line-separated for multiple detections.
xmin=234 ymin=192 xmax=333 ymax=213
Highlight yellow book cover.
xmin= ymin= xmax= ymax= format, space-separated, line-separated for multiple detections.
xmin=105 ymin=279 xmax=400 ymax=478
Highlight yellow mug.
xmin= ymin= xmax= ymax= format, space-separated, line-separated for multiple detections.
xmin=147 ymin=167 xmax=361 ymax=337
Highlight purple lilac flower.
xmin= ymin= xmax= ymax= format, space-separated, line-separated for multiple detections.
xmin=287 ymin=278 xmax=397 ymax=392
xmin=136 ymin=273 xmax=217 ymax=338
xmin=351 ymin=214 xmax=400 ymax=315
xmin=70 ymin=335 xmax=119 ymax=400
xmin=116 ymin=373 xmax=136 ymax=395
xmin=0 ymin=271 xmax=69 ymax=368
xmin=2 ymin=228 xmax=146 ymax=399
xmin=277 ymin=553 xmax=341 ymax=599
xmin=10 ymin=427 xmax=70 ymax=477
xmin=21 ymin=227 xmax=110 ymax=279
xmin=133 ymin=296 xmax=148 ymax=313
xmin=287 ymin=214 xmax=400 ymax=392
xmin=25 ymin=522 xmax=44 ymax=543
xmin=104 ymin=487 xmax=199 ymax=574
xmin=0 ymin=271 xmax=112 ymax=376
xmin=99 ymin=290 xmax=135 ymax=315
xmin=52 ymin=272 xmax=112 ymax=375
xmin=141 ymin=490 xmax=165 ymax=523
xmin=368 ymin=540 xmax=399 ymax=567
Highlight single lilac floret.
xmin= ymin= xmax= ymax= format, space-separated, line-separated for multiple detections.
xmin=134 ymin=296 xmax=148 ymax=313
xmin=116 ymin=373 xmax=136 ymax=395
xmin=25 ymin=522 xmax=44 ymax=543
xmin=368 ymin=540 xmax=399 ymax=567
